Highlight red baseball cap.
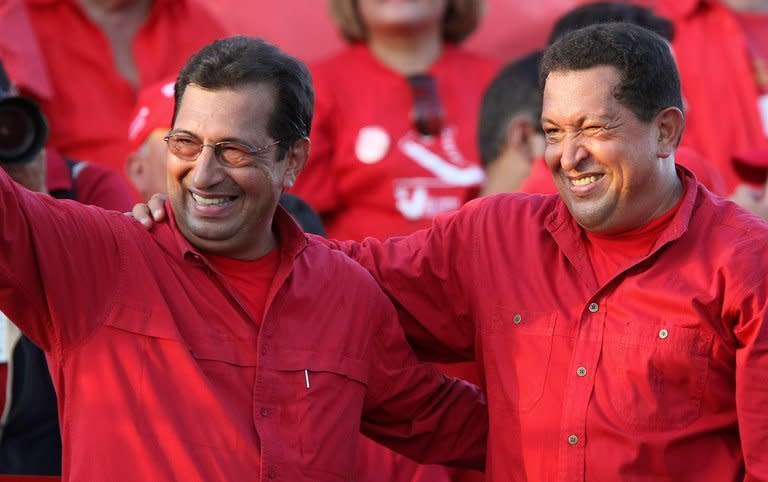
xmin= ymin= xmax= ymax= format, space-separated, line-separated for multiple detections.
xmin=733 ymin=146 xmax=768 ymax=185
xmin=128 ymin=78 xmax=175 ymax=153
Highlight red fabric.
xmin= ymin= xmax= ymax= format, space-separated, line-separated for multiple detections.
xmin=585 ymin=192 xmax=682 ymax=285
xmin=332 ymin=168 xmax=768 ymax=481
xmin=652 ymin=0 xmax=768 ymax=192
xmin=45 ymin=147 xmax=138 ymax=211
xmin=19 ymin=0 xmax=226 ymax=176
xmin=520 ymin=146 xmax=728 ymax=196
xmin=0 ymin=169 xmax=487 ymax=480
xmin=292 ymin=44 xmax=498 ymax=241
xmin=205 ymin=248 xmax=279 ymax=329
xmin=0 ymin=0 xmax=51 ymax=98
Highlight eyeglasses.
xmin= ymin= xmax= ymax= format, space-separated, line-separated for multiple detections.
xmin=406 ymin=74 xmax=444 ymax=137
xmin=164 ymin=132 xmax=280 ymax=168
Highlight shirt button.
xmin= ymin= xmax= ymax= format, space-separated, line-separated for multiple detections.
xmin=588 ymin=302 xmax=599 ymax=313
xmin=513 ymin=314 xmax=522 ymax=325
xmin=261 ymin=408 xmax=270 ymax=417
xmin=567 ymin=434 xmax=579 ymax=445
xmin=659 ymin=328 xmax=669 ymax=339
xmin=576 ymin=366 xmax=587 ymax=377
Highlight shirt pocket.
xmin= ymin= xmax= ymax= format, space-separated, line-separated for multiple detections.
xmin=104 ymin=305 xmax=249 ymax=452
xmin=270 ymin=350 xmax=369 ymax=480
xmin=602 ymin=320 xmax=713 ymax=432
xmin=482 ymin=307 xmax=557 ymax=413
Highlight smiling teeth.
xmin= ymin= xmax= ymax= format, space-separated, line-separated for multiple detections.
xmin=571 ymin=175 xmax=600 ymax=186
xmin=191 ymin=193 xmax=232 ymax=206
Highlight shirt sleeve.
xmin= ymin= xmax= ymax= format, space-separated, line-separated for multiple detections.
xmin=360 ymin=292 xmax=488 ymax=470
xmin=320 ymin=200 xmax=484 ymax=363
xmin=733 ymin=266 xmax=768 ymax=480
xmin=0 ymin=168 xmax=123 ymax=353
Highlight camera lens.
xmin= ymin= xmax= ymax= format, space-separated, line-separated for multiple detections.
xmin=0 ymin=96 xmax=48 ymax=164
xmin=0 ymin=103 xmax=36 ymax=158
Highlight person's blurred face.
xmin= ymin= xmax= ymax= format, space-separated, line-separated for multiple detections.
xmin=358 ymin=0 xmax=447 ymax=36
xmin=167 ymin=83 xmax=301 ymax=259
xmin=541 ymin=65 xmax=678 ymax=234
xmin=126 ymin=129 xmax=168 ymax=201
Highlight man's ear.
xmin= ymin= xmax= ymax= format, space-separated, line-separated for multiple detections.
xmin=504 ymin=116 xmax=540 ymax=163
xmin=654 ymin=106 xmax=685 ymax=159
xmin=282 ymin=137 xmax=310 ymax=190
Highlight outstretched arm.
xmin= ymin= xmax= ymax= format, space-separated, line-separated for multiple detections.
xmin=0 ymin=168 xmax=123 ymax=352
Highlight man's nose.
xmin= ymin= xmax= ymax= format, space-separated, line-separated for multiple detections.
xmin=189 ymin=146 xmax=225 ymax=188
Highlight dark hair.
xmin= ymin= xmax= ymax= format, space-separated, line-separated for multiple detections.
xmin=477 ymin=51 xmax=542 ymax=166
xmin=173 ymin=36 xmax=313 ymax=159
xmin=540 ymin=22 xmax=682 ymax=122
xmin=547 ymin=2 xmax=674 ymax=45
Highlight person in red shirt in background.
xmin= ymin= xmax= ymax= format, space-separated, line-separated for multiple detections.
xmin=651 ymin=0 xmax=768 ymax=195
xmin=292 ymin=0 xmax=498 ymax=242
xmin=1 ymin=0 xmax=227 ymax=179
xmin=731 ymin=146 xmax=768 ymax=219
xmin=291 ymin=1 xmax=496 ymax=480
xmin=136 ymin=23 xmax=768 ymax=480
xmin=477 ymin=51 xmax=545 ymax=196
xmin=515 ymin=1 xmax=728 ymax=197
xmin=126 ymin=77 xmax=176 ymax=202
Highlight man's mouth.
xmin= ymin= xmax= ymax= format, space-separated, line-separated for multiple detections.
xmin=191 ymin=192 xmax=236 ymax=206
xmin=570 ymin=174 xmax=603 ymax=186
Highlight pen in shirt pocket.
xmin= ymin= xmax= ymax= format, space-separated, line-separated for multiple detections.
xmin=304 ymin=369 xmax=310 ymax=389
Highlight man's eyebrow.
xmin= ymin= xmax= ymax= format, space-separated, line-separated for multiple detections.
xmin=167 ymin=129 xmax=258 ymax=147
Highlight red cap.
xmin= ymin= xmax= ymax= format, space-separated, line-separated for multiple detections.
xmin=128 ymin=78 xmax=175 ymax=153
xmin=733 ymin=146 xmax=768 ymax=185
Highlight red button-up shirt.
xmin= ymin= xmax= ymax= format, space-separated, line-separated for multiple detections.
xmin=19 ymin=0 xmax=227 ymax=175
xmin=334 ymin=169 xmax=768 ymax=481
xmin=0 ymin=170 xmax=487 ymax=481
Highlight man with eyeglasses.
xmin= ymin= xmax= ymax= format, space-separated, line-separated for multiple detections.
xmin=0 ymin=36 xmax=487 ymax=481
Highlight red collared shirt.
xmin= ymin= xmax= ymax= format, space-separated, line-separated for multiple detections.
xmin=0 ymin=169 xmax=487 ymax=481
xmin=333 ymin=168 xmax=768 ymax=481
xmin=20 ymin=0 xmax=227 ymax=175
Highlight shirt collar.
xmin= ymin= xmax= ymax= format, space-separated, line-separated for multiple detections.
xmin=546 ymin=164 xmax=699 ymax=249
xmin=166 ymin=201 xmax=308 ymax=265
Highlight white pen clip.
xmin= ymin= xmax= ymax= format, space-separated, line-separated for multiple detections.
xmin=304 ymin=369 xmax=310 ymax=389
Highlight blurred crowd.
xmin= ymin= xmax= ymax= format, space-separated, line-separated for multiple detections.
xmin=0 ymin=0 xmax=767 ymax=480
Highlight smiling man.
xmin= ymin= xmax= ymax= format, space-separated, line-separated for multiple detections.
xmin=319 ymin=23 xmax=768 ymax=480
xmin=0 ymin=36 xmax=488 ymax=481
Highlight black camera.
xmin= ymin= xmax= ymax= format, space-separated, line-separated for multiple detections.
xmin=0 ymin=60 xmax=48 ymax=164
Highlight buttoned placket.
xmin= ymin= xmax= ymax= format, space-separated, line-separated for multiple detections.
xmin=556 ymin=298 xmax=606 ymax=482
